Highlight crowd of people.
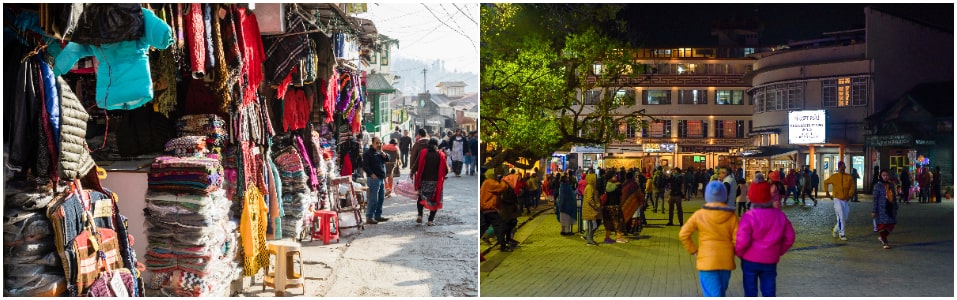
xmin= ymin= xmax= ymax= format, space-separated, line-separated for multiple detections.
xmin=478 ymin=158 xmax=928 ymax=295
xmin=357 ymin=127 xmax=479 ymax=226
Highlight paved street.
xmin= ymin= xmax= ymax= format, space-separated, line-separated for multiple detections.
xmin=243 ymin=169 xmax=479 ymax=297
xmin=480 ymin=193 xmax=954 ymax=297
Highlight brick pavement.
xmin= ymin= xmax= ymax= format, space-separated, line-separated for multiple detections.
xmin=480 ymin=194 xmax=954 ymax=297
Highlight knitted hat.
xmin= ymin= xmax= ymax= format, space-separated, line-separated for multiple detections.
xmin=748 ymin=181 xmax=771 ymax=205
xmin=753 ymin=172 xmax=766 ymax=182
xmin=768 ymin=171 xmax=780 ymax=182
xmin=705 ymin=181 xmax=728 ymax=203
xmin=485 ymin=169 xmax=496 ymax=180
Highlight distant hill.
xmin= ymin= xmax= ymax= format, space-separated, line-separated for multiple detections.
xmin=390 ymin=56 xmax=478 ymax=95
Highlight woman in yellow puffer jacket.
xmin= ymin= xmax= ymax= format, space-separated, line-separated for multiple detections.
xmin=582 ymin=173 xmax=601 ymax=246
xmin=679 ymin=181 xmax=739 ymax=296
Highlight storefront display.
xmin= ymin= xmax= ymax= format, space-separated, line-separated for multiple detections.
xmin=4 ymin=3 xmax=378 ymax=297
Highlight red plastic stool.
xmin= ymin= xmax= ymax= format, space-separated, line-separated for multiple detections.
xmin=311 ymin=210 xmax=340 ymax=245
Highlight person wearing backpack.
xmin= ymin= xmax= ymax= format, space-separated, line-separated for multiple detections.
xmin=666 ymin=168 xmax=686 ymax=226
xmin=653 ymin=167 xmax=667 ymax=213
xmin=769 ymin=171 xmax=786 ymax=209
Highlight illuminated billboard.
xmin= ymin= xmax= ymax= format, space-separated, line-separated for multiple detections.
xmin=788 ymin=110 xmax=826 ymax=144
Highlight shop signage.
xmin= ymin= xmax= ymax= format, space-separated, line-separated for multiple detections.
xmin=681 ymin=146 xmax=730 ymax=153
xmin=788 ymin=110 xmax=826 ymax=144
xmin=915 ymin=139 xmax=936 ymax=146
xmin=638 ymin=138 xmax=747 ymax=147
xmin=643 ymin=143 xmax=676 ymax=153
xmin=865 ymin=134 xmax=913 ymax=147
xmin=571 ymin=145 xmax=605 ymax=153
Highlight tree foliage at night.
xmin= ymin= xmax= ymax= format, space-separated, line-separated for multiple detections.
xmin=481 ymin=4 xmax=654 ymax=169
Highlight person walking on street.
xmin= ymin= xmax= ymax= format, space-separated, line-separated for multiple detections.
xmin=918 ymin=166 xmax=930 ymax=203
xmin=851 ymin=168 xmax=861 ymax=202
xmin=466 ymin=131 xmax=479 ymax=175
xmin=408 ymin=129 xmax=429 ymax=180
xmin=383 ymin=139 xmax=402 ymax=197
xmin=390 ymin=127 xmax=403 ymax=146
xmin=899 ymin=168 xmax=912 ymax=204
xmin=932 ymin=166 xmax=942 ymax=203
xmin=873 ymin=169 xmax=900 ymax=249
xmin=582 ymin=173 xmax=601 ymax=246
xmin=736 ymin=174 xmax=795 ymax=297
xmin=362 ymin=137 xmax=390 ymax=224
xmin=481 ymin=169 xmax=513 ymax=252
xmin=784 ymin=169 xmax=799 ymax=205
xmin=448 ymin=130 xmax=466 ymax=177
xmin=399 ymin=130 xmax=413 ymax=169
xmin=810 ymin=170 xmax=820 ymax=202
xmin=824 ymin=161 xmax=855 ymax=241
xmin=685 ymin=167 xmax=697 ymax=200
xmin=736 ymin=175 xmax=748 ymax=217
xmin=721 ymin=167 xmax=739 ymax=211
xmin=667 ymin=168 xmax=686 ymax=226
xmin=769 ymin=171 xmax=786 ymax=209
xmin=602 ymin=175 xmax=627 ymax=244
xmin=414 ymin=138 xmax=448 ymax=226
xmin=653 ymin=167 xmax=667 ymax=213
xmin=679 ymin=181 xmax=738 ymax=297
xmin=558 ymin=174 xmax=578 ymax=235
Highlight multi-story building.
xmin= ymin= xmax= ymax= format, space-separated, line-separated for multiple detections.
xmin=746 ymin=6 xmax=953 ymax=191
xmin=597 ymin=46 xmax=757 ymax=173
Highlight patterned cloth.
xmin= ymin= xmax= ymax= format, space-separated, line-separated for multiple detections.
xmin=148 ymin=156 xmax=223 ymax=195
xmin=418 ymin=181 xmax=442 ymax=211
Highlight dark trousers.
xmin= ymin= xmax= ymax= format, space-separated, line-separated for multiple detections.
xmin=668 ymin=194 xmax=684 ymax=225
xmin=654 ymin=192 xmax=665 ymax=211
xmin=741 ymin=258 xmax=778 ymax=297
xmin=417 ymin=202 xmax=437 ymax=222
xmin=736 ymin=202 xmax=748 ymax=217
xmin=400 ymin=151 xmax=409 ymax=168
xmin=481 ymin=212 xmax=507 ymax=249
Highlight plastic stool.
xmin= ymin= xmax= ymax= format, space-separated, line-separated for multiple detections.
xmin=310 ymin=210 xmax=340 ymax=245
xmin=263 ymin=240 xmax=305 ymax=296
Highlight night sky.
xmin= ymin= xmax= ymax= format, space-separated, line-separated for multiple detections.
xmin=616 ymin=3 xmax=953 ymax=47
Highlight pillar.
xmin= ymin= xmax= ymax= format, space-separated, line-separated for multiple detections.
xmin=809 ymin=145 xmax=815 ymax=170
xmin=839 ymin=144 xmax=845 ymax=164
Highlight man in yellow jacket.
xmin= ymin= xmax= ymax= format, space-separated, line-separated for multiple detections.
xmin=824 ymin=161 xmax=856 ymax=241
xmin=679 ymin=181 xmax=738 ymax=297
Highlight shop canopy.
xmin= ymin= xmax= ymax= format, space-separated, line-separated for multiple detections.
xmin=740 ymin=146 xmax=798 ymax=159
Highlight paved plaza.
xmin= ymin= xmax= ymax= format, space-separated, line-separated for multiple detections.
xmin=480 ymin=194 xmax=954 ymax=297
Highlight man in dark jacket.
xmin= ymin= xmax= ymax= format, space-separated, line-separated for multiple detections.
xmin=666 ymin=168 xmax=685 ymax=226
xmin=409 ymin=128 xmax=429 ymax=180
xmin=466 ymin=131 xmax=479 ymax=175
xmin=362 ymin=137 xmax=390 ymax=224
xmin=399 ymin=130 xmax=413 ymax=169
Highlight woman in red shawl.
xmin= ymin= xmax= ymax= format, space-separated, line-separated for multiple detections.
xmin=620 ymin=172 xmax=645 ymax=234
xmin=415 ymin=138 xmax=448 ymax=226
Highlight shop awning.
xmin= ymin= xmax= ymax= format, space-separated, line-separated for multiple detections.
xmin=740 ymin=147 xmax=798 ymax=159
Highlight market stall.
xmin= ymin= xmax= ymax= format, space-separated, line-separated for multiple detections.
xmin=4 ymin=3 xmax=380 ymax=297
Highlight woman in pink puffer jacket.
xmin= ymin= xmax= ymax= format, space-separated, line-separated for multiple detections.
xmin=735 ymin=171 xmax=795 ymax=297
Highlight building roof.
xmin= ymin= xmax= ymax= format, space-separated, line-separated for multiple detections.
xmin=436 ymin=81 xmax=467 ymax=88
xmin=429 ymin=93 xmax=478 ymax=110
xmin=907 ymin=81 xmax=954 ymax=118
xmin=366 ymin=73 xmax=396 ymax=93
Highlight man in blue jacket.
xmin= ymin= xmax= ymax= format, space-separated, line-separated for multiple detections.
xmin=363 ymin=137 xmax=390 ymax=224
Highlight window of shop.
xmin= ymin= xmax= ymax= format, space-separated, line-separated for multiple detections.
xmin=584 ymin=90 xmax=601 ymax=105
xmin=618 ymin=122 xmax=637 ymax=138
xmin=678 ymin=120 xmax=708 ymax=138
xmin=716 ymin=90 xmax=744 ymax=105
xmin=787 ymin=83 xmax=803 ymax=109
xmin=643 ymin=120 xmax=672 ymax=138
xmin=678 ymin=89 xmax=707 ymax=104
xmin=643 ymin=90 xmax=671 ymax=105
xmin=614 ymin=89 xmax=635 ymax=106
xmin=767 ymin=85 xmax=785 ymax=111
xmin=889 ymin=155 xmax=910 ymax=173
xmin=824 ymin=77 xmax=868 ymax=107
xmin=716 ymin=120 xmax=745 ymax=138
xmin=753 ymin=88 xmax=765 ymax=113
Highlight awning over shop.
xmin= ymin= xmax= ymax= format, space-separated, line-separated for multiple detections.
xmin=740 ymin=146 xmax=798 ymax=159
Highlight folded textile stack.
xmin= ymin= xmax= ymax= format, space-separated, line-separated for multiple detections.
xmin=148 ymin=156 xmax=224 ymax=195
xmin=272 ymin=146 xmax=317 ymax=238
xmin=3 ymin=190 xmax=66 ymax=297
xmin=177 ymin=114 xmax=228 ymax=148
xmin=164 ymin=136 xmax=209 ymax=157
xmin=143 ymin=189 xmax=238 ymax=297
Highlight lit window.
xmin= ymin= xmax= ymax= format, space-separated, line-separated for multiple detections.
xmin=643 ymin=90 xmax=671 ymax=105
xmin=678 ymin=90 xmax=707 ymax=104
xmin=593 ymin=63 xmax=603 ymax=75
xmin=823 ymin=77 xmax=868 ymax=107
xmin=716 ymin=90 xmax=744 ymax=105
xmin=679 ymin=120 xmax=708 ymax=138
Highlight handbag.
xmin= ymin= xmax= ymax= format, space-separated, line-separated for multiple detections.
xmin=394 ymin=178 xmax=417 ymax=200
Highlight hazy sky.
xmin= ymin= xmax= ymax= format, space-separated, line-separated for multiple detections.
xmin=358 ymin=3 xmax=479 ymax=73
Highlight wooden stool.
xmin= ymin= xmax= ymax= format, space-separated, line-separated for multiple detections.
xmin=310 ymin=210 xmax=340 ymax=245
xmin=263 ymin=240 xmax=305 ymax=296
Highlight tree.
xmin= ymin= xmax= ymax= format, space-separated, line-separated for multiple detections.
xmin=480 ymin=4 xmax=654 ymax=170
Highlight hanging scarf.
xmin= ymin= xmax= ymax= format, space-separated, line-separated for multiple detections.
xmin=210 ymin=4 xmax=231 ymax=112
xmin=203 ymin=4 xmax=215 ymax=71
xmin=186 ymin=3 xmax=205 ymax=78
xmin=236 ymin=6 xmax=265 ymax=107
xmin=239 ymin=185 xmax=268 ymax=276
xmin=294 ymin=136 xmax=319 ymax=189
xmin=323 ymin=71 xmax=339 ymax=123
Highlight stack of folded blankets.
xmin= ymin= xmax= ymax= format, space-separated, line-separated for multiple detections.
xmin=3 ymin=189 xmax=65 ymax=297
xmin=273 ymin=146 xmax=316 ymax=238
xmin=144 ymin=156 xmax=238 ymax=296
xmin=164 ymin=136 xmax=210 ymax=157
xmin=177 ymin=114 xmax=228 ymax=151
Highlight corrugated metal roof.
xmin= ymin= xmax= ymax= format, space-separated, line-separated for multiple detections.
xmin=366 ymin=73 xmax=396 ymax=93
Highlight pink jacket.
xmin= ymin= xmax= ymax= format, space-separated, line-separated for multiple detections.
xmin=735 ymin=207 xmax=795 ymax=264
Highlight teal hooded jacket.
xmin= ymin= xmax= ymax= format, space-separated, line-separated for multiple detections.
xmin=53 ymin=7 xmax=172 ymax=110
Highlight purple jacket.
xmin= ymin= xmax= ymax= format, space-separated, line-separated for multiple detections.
xmin=735 ymin=207 xmax=795 ymax=264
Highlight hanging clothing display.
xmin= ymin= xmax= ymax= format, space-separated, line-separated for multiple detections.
xmin=53 ymin=7 xmax=173 ymax=110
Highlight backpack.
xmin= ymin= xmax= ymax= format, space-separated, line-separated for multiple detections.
xmin=774 ymin=181 xmax=787 ymax=196
xmin=654 ymin=174 xmax=666 ymax=189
